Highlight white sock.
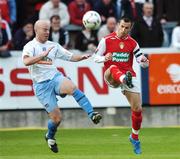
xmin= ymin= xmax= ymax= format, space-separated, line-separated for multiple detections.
xmin=119 ymin=74 xmax=125 ymax=83
xmin=132 ymin=128 xmax=139 ymax=135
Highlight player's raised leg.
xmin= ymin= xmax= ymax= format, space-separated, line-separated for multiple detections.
xmin=104 ymin=66 xmax=121 ymax=88
xmin=124 ymin=91 xmax=142 ymax=154
xmin=60 ymin=78 xmax=102 ymax=124
xmin=109 ymin=65 xmax=133 ymax=88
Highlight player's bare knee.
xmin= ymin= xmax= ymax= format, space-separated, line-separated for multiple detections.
xmin=109 ymin=65 xmax=117 ymax=70
xmin=60 ymin=79 xmax=77 ymax=95
xmin=49 ymin=108 xmax=62 ymax=124
xmin=132 ymin=106 xmax=142 ymax=112
xmin=52 ymin=115 xmax=62 ymax=125
xmin=67 ymin=84 xmax=77 ymax=95
xmin=55 ymin=117 xmax=61 ymax=126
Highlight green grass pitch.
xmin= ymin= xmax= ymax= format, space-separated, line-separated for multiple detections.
xmin=0 ymin=128 xmax=180 ymax=159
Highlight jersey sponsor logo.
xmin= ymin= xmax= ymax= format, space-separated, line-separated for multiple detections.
xmin=119 ymin=42 xmax=124 ymax=49
xmin=112 ymin=52 xmax=129 ymax=62
xmin=42 ymin=47 xmax=46 ymax=51
xmin=37 ymin=56 xmax=53 ymax=65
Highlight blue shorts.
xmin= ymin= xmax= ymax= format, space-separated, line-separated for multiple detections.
xmin=33 ymin=73 xmax=66 ymax=113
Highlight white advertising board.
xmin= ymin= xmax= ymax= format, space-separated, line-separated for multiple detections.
xmin=0 ymin=51 xmax=141 ymax=110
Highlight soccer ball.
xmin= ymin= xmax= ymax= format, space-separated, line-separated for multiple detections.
xmin=82 ymin=11 xmax=101 ymax=30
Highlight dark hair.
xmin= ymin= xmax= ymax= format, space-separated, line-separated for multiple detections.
xmin=118 ymin=16 xmax=133 ymax=23
xmin=118 ymin=16 xmax=134 ymax=27
xmin=50 ymin=15 xmax=60 ymax=22
xmin=22 ymin=18 xmax=34 ymax=26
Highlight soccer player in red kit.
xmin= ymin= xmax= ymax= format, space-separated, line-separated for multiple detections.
xmin=94 ymin=17 xmax=149 ymax=154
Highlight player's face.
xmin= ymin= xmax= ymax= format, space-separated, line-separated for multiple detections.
xmin=117 ymin=20 xmax=132 ymax=38
xmin=37 ymin=24 xmax=50 ymax=43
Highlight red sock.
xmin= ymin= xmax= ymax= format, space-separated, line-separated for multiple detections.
xmin=131 ymin=110 xmax=142 ymax=140
xmin=109 ymin=65 xmax=124 ymax=83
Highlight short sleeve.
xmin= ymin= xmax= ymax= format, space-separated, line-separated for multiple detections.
xmin=56 ymin=44 xmax=73 ymax=61
xmin=22 ymin=43 xmax=35 ymax=58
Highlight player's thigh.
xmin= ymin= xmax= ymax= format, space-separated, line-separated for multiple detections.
xmin=104 ymin=68 xmax=120 ymax=88
xmin=53 ymin=73 xmax=76 ymax=95
xmin=59 ymin=78 xmax=77 ymax=95
xmin=124 ymin=91 xmax=142 ymax=111
xmin=33 ymin=80 xmax=59 ymax=113
xmin=48 ymin=107 xmax=62 ymax=124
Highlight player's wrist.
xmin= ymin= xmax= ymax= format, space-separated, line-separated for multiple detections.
xmin=140 ymin=61 xmax=149 ymax=68
xmin=38 ymin=53 xmax=46 ymax=60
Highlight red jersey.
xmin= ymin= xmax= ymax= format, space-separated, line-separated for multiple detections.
xmin=95 ymin=32 xmax=142 ymax=77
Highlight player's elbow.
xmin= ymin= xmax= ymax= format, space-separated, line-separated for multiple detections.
xmin=23 ymin=61 xmax=30 ymax=66
xmin=69 ymin=57 xmax=78 ymax=62
xmin=93 ymin=55 xmax=105 ymax=63
xmin=93 ymin=58 xmax=99 ymax=63
xmin=23 ymin=56 xmax=32 ymax=66
xmin=23 ymin=59 xmax=31 ymax=66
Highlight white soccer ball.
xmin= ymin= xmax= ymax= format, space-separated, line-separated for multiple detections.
xmin=82 ymin=11 xmax=101 ymax=30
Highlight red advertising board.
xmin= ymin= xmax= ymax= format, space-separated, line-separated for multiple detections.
xmin=149 ymin=54 xmax=180 ymax=105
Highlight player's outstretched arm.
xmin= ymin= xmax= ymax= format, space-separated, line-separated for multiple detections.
xmin=94 ymin=52 xmax=112 ymax=63
xmin=70 ymin=54 xmax=91 ymax=62
xmin=23 ymin=47 xmax=54 ymax=66
xmin=93 ymin=38 xmax=110 ymax=63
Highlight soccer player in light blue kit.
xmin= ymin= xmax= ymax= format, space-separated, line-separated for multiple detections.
xmin=22 ymin=20 xmax=102 ymax=153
